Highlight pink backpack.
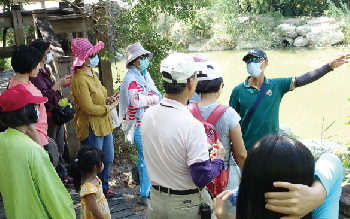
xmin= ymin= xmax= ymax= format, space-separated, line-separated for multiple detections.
xmin=188 ymin=103 xmax=228 ymax=145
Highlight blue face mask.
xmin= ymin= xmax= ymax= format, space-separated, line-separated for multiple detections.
xmin=44 ymin=53 xmax=53 ymax=64
xmin=88 ymin=55 xmax=99 ymax=68
xmin=246 ymin=60 xmax=265 ymax=78
xmin=29 ymin=110 xmax=40 ymax=127
xmin=139 ymin=58 xmax=149 ymax=71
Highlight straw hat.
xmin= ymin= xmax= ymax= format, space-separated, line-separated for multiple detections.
xmin=125 ymin=43 xmax=153 ymax=69
xmin=70 ymin=38 xmax=104 ymax=73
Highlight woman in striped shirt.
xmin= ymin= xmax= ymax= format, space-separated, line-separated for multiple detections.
xmin=119 ymin=43 xmax=162 ymax=206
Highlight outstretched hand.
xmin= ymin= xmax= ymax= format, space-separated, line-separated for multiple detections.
xmin=329 ymin=53 xmax=350 ymax=69
xmin=265 ymin=181 xmax=326 ymax=219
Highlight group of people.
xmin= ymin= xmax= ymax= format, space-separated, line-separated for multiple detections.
xmin=0 ymin=35 xmax=349 ymax=219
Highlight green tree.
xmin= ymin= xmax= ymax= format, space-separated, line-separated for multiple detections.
xmin=91 ymin=0 xmax=211 ymax=93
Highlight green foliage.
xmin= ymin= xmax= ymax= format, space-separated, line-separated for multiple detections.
xmin=325 ymin=0 xmax=350 ymax=43
xmin=210 ymin=0 xmax=283 ymax=49
xmin=93 ymin=0 xmax=210 ymax=93
xmin=235 ymin=0 xmax=350 ymax=17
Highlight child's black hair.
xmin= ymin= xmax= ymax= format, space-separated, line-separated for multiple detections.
xmin=71 ymin=145 xmax=104 ymax=192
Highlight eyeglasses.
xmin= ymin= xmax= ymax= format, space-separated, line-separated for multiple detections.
xmin=89 ymin=53 xmax=97 ymax=59
xmin=245 ymin=57 xmax=263 ymax=64
xmin=139 ymin=54 xmax=149 ymax=60
xmin=221 ymin=82 xmax=225 ymax=88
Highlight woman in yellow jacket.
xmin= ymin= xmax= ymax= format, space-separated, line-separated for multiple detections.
xmin=70 ymin=38 xmax=121 ymax=199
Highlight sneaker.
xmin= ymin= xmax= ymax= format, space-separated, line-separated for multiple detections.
xmin=104 ymin=188 xmax=123 ymax=200
xmin=138 ymin=196 xmax=149 ymax=206
xmin=62 ymin=175 xmax=74 ymax=187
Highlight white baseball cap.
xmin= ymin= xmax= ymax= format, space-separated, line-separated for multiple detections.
xmin=197 ymin=62 xmax=222 ymax=81
xmin=160 ymin=53 xmax=204 ymax=84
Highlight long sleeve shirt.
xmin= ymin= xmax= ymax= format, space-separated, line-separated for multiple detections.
xmin=0 ymin=128 xmax=75 ymax=219
xmin=70 ymin=69 xmax=113 ymax=141
xmin=29 ymin=66 xmax=62 ymax=127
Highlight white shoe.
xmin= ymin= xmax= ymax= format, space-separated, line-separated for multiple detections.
xmin=138 ymin=196 xmax=149 ymax=206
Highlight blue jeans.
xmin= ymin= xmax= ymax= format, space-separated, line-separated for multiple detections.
xmin=135 ymin=126 xmax=151 ymax=197
xmin=81 ymin=128 xmax=114 ymax=193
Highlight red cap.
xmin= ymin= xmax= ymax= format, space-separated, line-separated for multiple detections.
xmin=0 ymin=84 xmax=47 ymax=112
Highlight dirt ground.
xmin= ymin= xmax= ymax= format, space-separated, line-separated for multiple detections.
xmin=109 ymin=128 xmax=149 ymax=218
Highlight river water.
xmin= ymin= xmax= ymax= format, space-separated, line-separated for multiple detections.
xmin=113 ymin=48 xmax=350 ymax=142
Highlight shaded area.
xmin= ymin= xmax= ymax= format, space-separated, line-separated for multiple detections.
xmin=0 ymin=187 xmax=140 ymax=219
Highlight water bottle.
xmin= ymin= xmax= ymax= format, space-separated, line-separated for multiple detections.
xmin=229 ymin=187 xmax=239 ymax=207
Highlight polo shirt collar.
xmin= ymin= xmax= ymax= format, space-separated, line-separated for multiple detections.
xmin=161 ymin=97 xmax=188 ymax=111
xmin=244 ymin=76 xmax=269 ymax=88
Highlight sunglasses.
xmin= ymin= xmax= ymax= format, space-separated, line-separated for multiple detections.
xmin=34 ymin=103 xmax=40 ymax=109
xmin=221 ymin=81 xmax=225 ymax=88
xmin=139 ymin=54 xmax=149 ymax=60
xmin=245 ymin=57 xmax=263 ymax=64
xmin=89 ymin=53 xmax=98 ymax=59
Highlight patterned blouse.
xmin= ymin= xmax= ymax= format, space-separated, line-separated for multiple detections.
xmin=80 ymin=177 xmax=111 ymax=219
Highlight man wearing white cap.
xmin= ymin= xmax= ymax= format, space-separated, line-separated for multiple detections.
xmin=141 ymin=53 xmax=225 ymax=219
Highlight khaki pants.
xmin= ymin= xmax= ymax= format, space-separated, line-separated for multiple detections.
xmin=148 ymin=187 xmax=216 ymax=219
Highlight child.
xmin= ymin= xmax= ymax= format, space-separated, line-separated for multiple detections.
xmin=72 ymin=146 xmax=111 ymax=219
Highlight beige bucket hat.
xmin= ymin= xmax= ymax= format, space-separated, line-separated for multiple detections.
xmin=125 ymin=43 xmax=153 ymax=69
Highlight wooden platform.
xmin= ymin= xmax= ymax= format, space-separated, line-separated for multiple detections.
xmin=0 ymin=187 xmax=140 ymax=219
xmin=0 ymin=69 xmax=15 ymax=94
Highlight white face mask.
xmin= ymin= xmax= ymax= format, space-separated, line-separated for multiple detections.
xmin=246 ymin=60 xmax=265 ymax=78
xmin=44 ymin=53 xmax=53 ymax=64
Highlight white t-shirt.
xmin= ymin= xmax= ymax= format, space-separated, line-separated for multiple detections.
xmin=141 ymin=97 xmax=209 ymax=190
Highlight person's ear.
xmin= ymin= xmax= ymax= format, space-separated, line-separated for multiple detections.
xmin=265 ymin=59 xmax=269 ymax=67
xmin=187 ymin=77 xmax=194 ymax=90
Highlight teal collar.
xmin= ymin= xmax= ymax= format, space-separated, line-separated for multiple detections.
xmin=244 ymin=76 xmax=269 ymax=88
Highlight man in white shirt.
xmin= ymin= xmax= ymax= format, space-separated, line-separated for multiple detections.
xmin=141 ymin=53 xmax=225 ymax=219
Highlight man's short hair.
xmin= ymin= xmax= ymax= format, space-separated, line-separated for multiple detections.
xmin=11 ymin=45 xmax=42 ymax=74
xmin=162 ymin=72 xmax=195 ymax=95
xmin=0 ymin=103 xmax=38 ymax=128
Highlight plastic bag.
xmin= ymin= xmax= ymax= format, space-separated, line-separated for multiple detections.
xmin=111 ymin=108 xmax=122 ymax=129
xmin=121 ymin=120 xmax=137 ymax=144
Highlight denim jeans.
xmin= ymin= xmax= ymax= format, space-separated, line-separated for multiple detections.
xmin=81 ymin=128 xmax=114 ymax=193
xmin=134 ymin=126 xmax=151 ymax=197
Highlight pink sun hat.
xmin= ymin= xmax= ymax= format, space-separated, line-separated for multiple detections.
xmin=70 ymin=38 xmax=104 ymax=73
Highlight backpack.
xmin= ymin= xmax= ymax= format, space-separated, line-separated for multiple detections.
xmin=188 ymin=102 xmax=230 ymax=198
xmin=188 ymin=103 xmax=228 ymax=145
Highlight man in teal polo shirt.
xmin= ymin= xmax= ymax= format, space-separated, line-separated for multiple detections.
xmin=229 ymin=49 xmax=349 ymax=151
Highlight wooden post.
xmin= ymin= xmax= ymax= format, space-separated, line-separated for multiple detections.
xmin=94 ymin=6 xmax=114 ymax=96
xmin=32 ymin=9 xmax=45 ymax=39
xmin=11 ymin=5 xmax=25 ymax=46
xmin=2 ymin=27 xmax=8 ymax=47
xmin=57 ymin=56 xmax=80 ymax=163
xmin=61 ymin=33 xmax=73 ymax=55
